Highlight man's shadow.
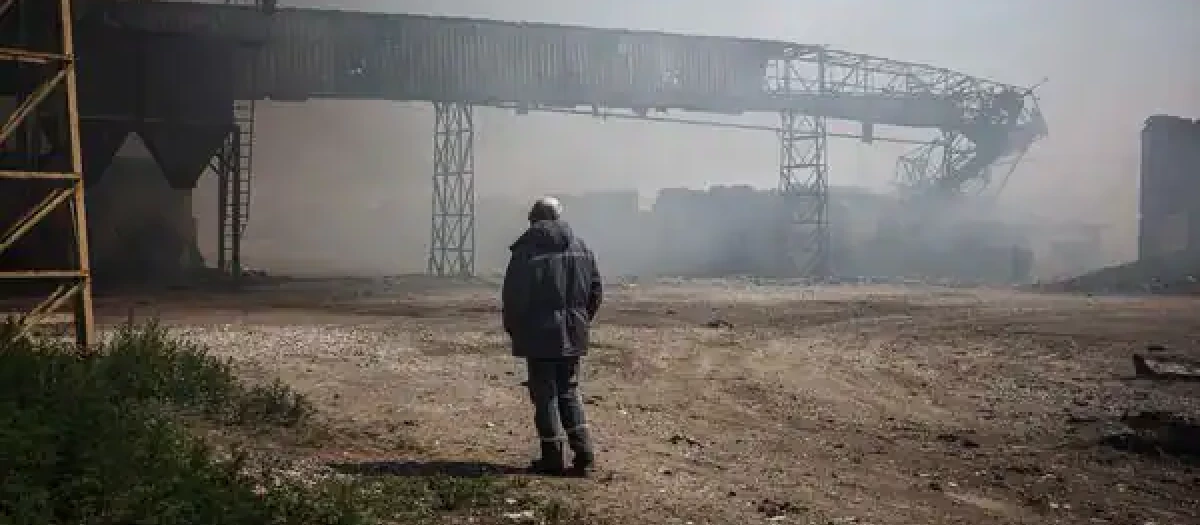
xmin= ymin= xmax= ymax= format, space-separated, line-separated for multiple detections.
xmin=328 ymin=460 xmax=525 ymax=478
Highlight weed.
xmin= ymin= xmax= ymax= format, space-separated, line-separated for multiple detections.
xmin=0 ymin=322 xmax=350 ymax=524
xmin=0 ymin=321 xmax=590 ymax=524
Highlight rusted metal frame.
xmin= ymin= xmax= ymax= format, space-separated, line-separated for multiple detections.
xmin=59 ymin=0 xmax=94 ymax=348
xmin=0 ymin=0 xmax=95 ymax=347
xmin=0 ymin=270 xmax=83 ymax=279
xmin=0 ymin=170 xmax=76 ymax=179
xmin=0 ymin=187 xmax=74 ymax=256
xmin=0 ymin=67 xmax=68 ymax=145
xmin=0 ymin=47 xmax=67 ymax=64
xmin=10 ymin=280 xmax=83 ymax=340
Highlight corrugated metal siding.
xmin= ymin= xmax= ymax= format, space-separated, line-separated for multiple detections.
xmin=91 ymin=2 xmax=976 ymax=126
xmin=1139 ymin=115 xmax=1200 ymax=260
xmin=238 ymin=9 xmax=777 ymax=111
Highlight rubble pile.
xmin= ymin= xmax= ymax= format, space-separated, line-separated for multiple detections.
xmin=478 ymin=186 xmax=1036 ymax=283
xmin=1040 ymin=249 xmax=1200 ymax=295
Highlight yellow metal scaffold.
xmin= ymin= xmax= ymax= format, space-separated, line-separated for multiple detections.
xmin=0 ymin=0 xmax=95 ymax=346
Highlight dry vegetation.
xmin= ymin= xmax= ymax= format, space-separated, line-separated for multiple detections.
xmin=12 ymin=277 xmax=1200 ymax=524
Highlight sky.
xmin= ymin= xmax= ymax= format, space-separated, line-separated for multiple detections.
xmin=186 ymin=0 xmax=1200 ymax=269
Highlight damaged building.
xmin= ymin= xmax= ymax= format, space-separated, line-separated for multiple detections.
xmin=1053 ymin=115 xmax=1200 ymax=294
xmin=478 ymin=185 xmax=1041 ymax=284
xmin=1140 ymin=115 xmax=1200 ymax=261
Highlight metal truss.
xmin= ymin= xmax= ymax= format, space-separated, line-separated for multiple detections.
xmin=222 ymin=100 xmax=255 ymax=275
xmin=895 ymin=99 xmax=1043 ymax=197
xmin=778 ymin=111 xmax=831 ymax=277
xmin=768 ymin=49 xmax=831 ymax=277
xmin=428 ymin=102 xmax=475 ymax=277
xmin=0 ymin=0 xmax=95 ymax=346
xmin=766 ymin=46 xmax=1046 ymax=198
xmin=895 ymin=132 xmax=984 ymax=196
xmin=210 ymin=127 xmax=244 ymax=277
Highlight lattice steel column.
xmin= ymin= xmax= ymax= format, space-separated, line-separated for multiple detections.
xmin=0 ymin=0 xmax=95 ymax=346
xmin=232 ymin=101 xmax=254 ymax=241
xmin=428 ymin=102 xmax=476 ymax=277
xmin=778 ymin=110 xmax=831 ymax=277
xmin=224 ymin=0 xmax=261 ymax=279
xmin=211 ymin=128 xmax=243 ymax=278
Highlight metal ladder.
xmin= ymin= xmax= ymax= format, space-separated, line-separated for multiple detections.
xmin=216 ymin=0 xmax=266 ymax=277
xmin=233 ymin=98 xmax=255 ymax=241
xmin=218 ymin=100 xmax=255 ymax=276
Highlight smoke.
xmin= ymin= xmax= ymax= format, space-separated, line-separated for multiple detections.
xmin=181 ymin=0 xmax=1200 ymax=279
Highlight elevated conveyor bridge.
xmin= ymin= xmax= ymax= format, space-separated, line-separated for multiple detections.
xmin=10 ymin=0 xmax=1049 ymax=283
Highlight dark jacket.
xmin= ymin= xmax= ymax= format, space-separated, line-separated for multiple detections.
xmin=502 ymin=219 xmax=603 ymax=359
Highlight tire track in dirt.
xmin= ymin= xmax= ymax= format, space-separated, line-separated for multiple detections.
xmin=94 ymin=282 xmax=1200 ymax=524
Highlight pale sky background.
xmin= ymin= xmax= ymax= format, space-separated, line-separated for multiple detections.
xmin=185 ymin=0 xmax=1199 ymax=271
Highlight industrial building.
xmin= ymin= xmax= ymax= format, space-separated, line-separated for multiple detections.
xmin=476 ymin=186 xmax=1039 ymax=284
xmin=1140 ymin=115 xmax=1200 ymax=261
xmin=3 ymin=0 xmax=1047 ymax=344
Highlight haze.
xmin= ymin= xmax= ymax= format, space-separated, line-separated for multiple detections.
xmin=169 ymin=0 xmax=1200 ymax=276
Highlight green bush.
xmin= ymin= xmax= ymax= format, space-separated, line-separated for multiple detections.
xmin=0 ymin=321 xmax=361 ymax=525
xmin=0 ymin=321 xmax=549 ymax=525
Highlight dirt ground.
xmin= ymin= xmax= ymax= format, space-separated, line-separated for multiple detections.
xmin=92 ymin=277 xmax=1200 ymax=525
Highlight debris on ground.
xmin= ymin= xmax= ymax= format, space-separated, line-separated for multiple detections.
xmin=84 ymin=279 xmax=1200 ymax=525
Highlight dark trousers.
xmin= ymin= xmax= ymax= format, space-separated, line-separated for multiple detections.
xmin=526 ymin=357 xmax=593 ymax=465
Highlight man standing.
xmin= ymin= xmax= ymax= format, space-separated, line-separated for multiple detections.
xmin=502 ymin=196 xmax=603 ymax=476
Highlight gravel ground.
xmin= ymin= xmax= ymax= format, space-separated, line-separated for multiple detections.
xmin=88 ymin=277 xmax=1200 ymax=525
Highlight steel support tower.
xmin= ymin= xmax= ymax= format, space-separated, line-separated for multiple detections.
xmin=427 ymin=102 xmax=476 ymax=277
xmin=215 ymin=100 xmax=254 ymax=278
xmin=0 ymin=0 xmax=95 ymax=345
xmin=772 ymin=48 xmax=831 ymax=277
xmin=778 ymin=111 xmax=831 ymax=277
xmin=212 ymin=128 xmax=244 ymax=276
xmin=216 ymin=0 xmax=263 ymax=279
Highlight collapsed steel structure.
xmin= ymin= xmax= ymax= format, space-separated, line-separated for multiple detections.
xmin=2 ymin=0 xmax=1047 ymax=339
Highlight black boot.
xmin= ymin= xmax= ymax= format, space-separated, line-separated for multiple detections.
xmin=529 ymin=440 xmax=566 ymax=475
xmin=566 ymin=426 xmax=594 ymax=476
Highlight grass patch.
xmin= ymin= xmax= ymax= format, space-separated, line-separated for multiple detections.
xmin=0 ymin=321 xmax=583 ymax=524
